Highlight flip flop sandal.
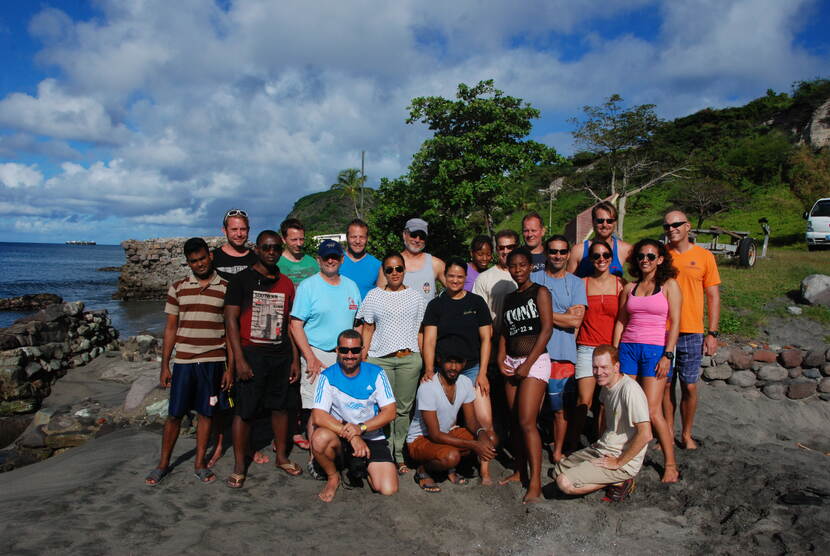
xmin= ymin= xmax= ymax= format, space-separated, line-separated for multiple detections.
xmin=194 ymin=468 xmax=216 ymax=483
xmin=226 ymin=472 xmax=246 ymax=489
xmin=292 ymin=436 xmax=310 ymax=451
xmin=414 ymin=472 xmax=441 ymax=493
xmin=447 ymin=469 xmax=469 ymax=486
xmin=145 ymin=467 xmax=170 ymax=486
xmin=276 ymin=461 xmax=303 ymax=476
xmin=397 ymin=463 xmax=411 ymax=475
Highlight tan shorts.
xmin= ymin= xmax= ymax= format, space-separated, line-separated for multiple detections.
xmin=300 ymin=346 xmax=338 ymax=409
xmin=407 ymin=427 xmax=473 ymax=463
xmin=552 ymin=447 xmax=634 ymax=488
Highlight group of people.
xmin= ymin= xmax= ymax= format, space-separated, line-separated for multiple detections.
xmin=146 ymin=201 xmax=721 ymax=505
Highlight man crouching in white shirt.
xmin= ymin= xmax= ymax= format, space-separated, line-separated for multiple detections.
xmin=311 ymin=329 xmax=398 ymax=502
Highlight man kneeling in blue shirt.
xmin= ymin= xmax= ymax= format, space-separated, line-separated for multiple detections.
xmin=311 ymin=329 xmax=398 ymax=502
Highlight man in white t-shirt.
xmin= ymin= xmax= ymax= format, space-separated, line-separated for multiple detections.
xmin=310 ymin=329 xmax=398 ymax=502
xmin=406 ymin=350 xmax=497 ymax=492
xmin=551 ymin=345 xmax=652 ymax=502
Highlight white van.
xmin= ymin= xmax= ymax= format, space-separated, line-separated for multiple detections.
xmin=805 ymin=198 xmax=830 ymax=251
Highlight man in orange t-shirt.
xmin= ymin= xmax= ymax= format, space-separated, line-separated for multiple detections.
xmin=663 ymin=209 xmax=721 ymax=450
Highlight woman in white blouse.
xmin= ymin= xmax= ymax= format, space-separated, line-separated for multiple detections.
xmin=358 ymin=253 xmax=426 ymax=474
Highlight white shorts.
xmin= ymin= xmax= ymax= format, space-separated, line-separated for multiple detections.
xmin=575 ymin=345 xmax=596 ymax=380
xmin=300 ymin=346 xmax=338 ymax=409
xmin=503 ymin=353 xmax=550 ymax=383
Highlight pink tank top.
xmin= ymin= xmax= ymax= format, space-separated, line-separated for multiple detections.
xmin=620 ymin=283 xmax=669 ymax=346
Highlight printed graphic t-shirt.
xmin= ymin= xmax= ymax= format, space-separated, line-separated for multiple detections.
xmin=225 ymin=266 xmax=295 ymax=354
xmin=211 ymin=247 xmax=258 ymax=280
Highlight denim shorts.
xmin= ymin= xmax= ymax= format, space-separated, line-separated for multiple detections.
xmin=575 ymin=345 xmax=596 ymax=380
xmin=675 ymin=333 xmax=704 ymax=384
xmin=619 ymin=342 xmax=672 ymax=378
xmin=461 ymin=363 xmax=480 ymax=383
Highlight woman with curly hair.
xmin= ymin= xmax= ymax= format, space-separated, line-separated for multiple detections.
xmin=613 ymin=239 xmax=681 ymax=483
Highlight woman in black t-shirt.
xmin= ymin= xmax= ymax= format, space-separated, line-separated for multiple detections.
xmin=497 ymin=248 xmax=553 ymax=504
xmin=422 ymin=258 xmax=497 ymax=483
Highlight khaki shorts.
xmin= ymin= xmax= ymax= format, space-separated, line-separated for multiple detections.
xmin=407 ymin=427 xmax=473 ymax=463
xmin=300 ymin=346 xmax=338 ymax=409
xmin=552 ymin=447 xmax=634 ymax=488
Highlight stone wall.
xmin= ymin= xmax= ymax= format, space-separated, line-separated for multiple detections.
xmin=116 ymin=236 xmax=227 ymax=300
xmin=0 ymin=302 xmax=119 ymax=415
xmin=702 ymin=343 xmax=830 ymax=401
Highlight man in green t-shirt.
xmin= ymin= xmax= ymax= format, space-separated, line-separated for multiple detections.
xmin=279 ymin=218 xmax=319 ymax=285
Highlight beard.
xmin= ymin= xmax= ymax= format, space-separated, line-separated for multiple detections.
xmin=441 ymin=371 xmax=459 ymax=384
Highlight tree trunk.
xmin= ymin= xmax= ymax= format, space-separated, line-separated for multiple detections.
xmin=617 ymin=194 xmax=627 ymax=240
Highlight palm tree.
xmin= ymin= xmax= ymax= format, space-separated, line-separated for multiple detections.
xmin=330 ymin=168 xmax=366 ymax=219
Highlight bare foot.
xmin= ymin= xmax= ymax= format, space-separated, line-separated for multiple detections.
xmin=679 ymin=436 xmax=698 ymax=450
xmin=661 ymin=464 xmax=680 ymax=483
xmin=318 ymin=474 xmax=340 ymax=502
xmin=207 ymin=445 xmax=224 ymax=469
xmin=551 ymin=450 xmax=564 ymax=464
xmin=251 ymin=450 xmax=270 ymax=465
xmin=522 ymin=488 xmax=543 ymax=504
xmin=479 ymin=462 xmax=493 ymax=485
xmin=498 ymin=471 xmax=521 ymax=486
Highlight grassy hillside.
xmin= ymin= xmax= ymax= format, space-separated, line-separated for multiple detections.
xmin=287 ymin=188 xmax=375 ymax=237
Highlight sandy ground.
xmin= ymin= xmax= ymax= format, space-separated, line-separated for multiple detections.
xmin=1 ymin=380 xmax=829 ymax=555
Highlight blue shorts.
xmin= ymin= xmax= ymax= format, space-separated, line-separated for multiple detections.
xmin=168 ymin=361 xmax=224 ymax=418
xmin=619 ymin=342 xmax=672 ymax=379
xmin=675 ymin=333 xmax=704 ymax=384
xmin=461 ymin=363 xmax=480 ymax=384
xmin=547 ymin=376 xmax=575 ymax=412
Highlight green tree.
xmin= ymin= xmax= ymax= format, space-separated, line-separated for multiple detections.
xmin=570 ymin=94 xmax=689 ymax=237
xmin=330 ymin=168 xmax=366 ymax=219
xmin=788 ymin=145 xmax=830 ymax=208
xmin=370 ymin=80 xmax=561 ymax=257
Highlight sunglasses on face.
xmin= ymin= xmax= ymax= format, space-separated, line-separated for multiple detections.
xmin=337 ymin=346 xmax=362 ymax=354
xmin=548 ymin=248 xmax=569 ymax=255
xmin=258 ymin=243 xmax=281 ymax=252
xmin=591 ymin=252 xmax=612 ymax=261
xmin=321 ymin=254 xmax=341 ymax=262
xmin=636 ymin=252 xmax=658 ymax=261
xmin=594 ymin=218 xmax=616 ymax=225
xmin=384 ymin=265 xmax=405 ymax=274
xmin=408 ymin=231 xmax=427 ymax=240
xmin=497 ymin=244 xmax=517 ymax=251
xmin=663 ymin=221 xmax=686 ymax=230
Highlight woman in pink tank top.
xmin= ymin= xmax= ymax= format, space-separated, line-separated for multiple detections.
xmin=613 ymin=238 xmax=681 ymax=483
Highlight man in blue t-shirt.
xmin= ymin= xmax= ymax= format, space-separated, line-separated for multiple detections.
xmin=311 ymin=329 xmax=397 ymax=502
xmin=340 ymin=218 xmax=381 ymax=299
xmin=531 ymin=234 xmax=587 ymax=464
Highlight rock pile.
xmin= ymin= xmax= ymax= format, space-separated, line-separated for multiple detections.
xmin=702 ymin=343 xmax=830 ymax=401
xmin=0 ymin=302 xmax=119 ymax=415
xmin=0 ymin=294 xmax=62 ymax=311
xmin=116 ymin=236 xmax=228 ymax=300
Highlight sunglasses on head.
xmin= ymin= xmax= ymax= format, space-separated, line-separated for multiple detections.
xmin=497 ymin=243 xmax=517 ymax=251
xmin=408 ymin=230 xmax=427 ymax=240
xmin=594 ymin=218 xmax=616 ymax=225
xmin=548 ymin=248 xmax=569 ymax=255
xmin=223 ymin=209 xmax=248 ymax=225
xmin=384 ymin=265 xmax=404 ymax=274
xmin=591 ymin=252 xmax=612 ymax=261
xmin=663 ymin=221 xmax=686 ymax=230
xmin=337 ymin=346 xmax=362 ymax=354
xmin=258 ymin=243 xmax=281 ymax=252
xmin=636 ymin=252 xmax=658 ymax=261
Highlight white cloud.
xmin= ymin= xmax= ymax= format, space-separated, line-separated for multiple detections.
xmin=0 ymin=163 xmax=43 ymax=188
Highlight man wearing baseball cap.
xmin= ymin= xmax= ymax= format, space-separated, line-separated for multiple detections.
xmin=379 ymin=217 xmax=446 ymax=303
xmin=289 ymin=238 xmax=363 ymax=477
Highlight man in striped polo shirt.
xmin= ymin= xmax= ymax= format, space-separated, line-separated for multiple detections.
xmin=145 ymin=237 xmax=231 ymax=486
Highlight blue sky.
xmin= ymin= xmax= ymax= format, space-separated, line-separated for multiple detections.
xmin=0 ymin=0 xmax=828 ymax=244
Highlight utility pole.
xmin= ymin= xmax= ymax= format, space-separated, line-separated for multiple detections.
xmin=360 ymin=151 xmax=365 ymax=216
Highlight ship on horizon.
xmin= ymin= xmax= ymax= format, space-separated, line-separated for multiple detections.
xmin=65 ymin=240 xmax=97 ymax=245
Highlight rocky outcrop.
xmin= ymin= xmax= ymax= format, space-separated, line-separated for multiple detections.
xmin=0 ymin=294 xmax=62 ymax=311
xmin=808 ymin=98 xmax=830 ymax=149
xmin=0 ymin=302 xmax=119 ymax=416
xmin=116 ymin=236 xmax=232 ymax=300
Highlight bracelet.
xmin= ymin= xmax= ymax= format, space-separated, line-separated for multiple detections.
xmin=476 ymin=427 xmax=487 ymax=437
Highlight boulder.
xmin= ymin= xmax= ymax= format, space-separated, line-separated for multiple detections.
xmin=703 ymin=364 xmax=733 ymax=381
xmin=787 ymin=379 xmax=817 ymax=400
xmin=788 ymin=367 xmax=803 ymax=379
xmin=819 ymin=378 xmax=830 ymax=393
xmin=803 ymin=349 xmax=826 ymax=368
xmin=145 ymin=399 xmax=168 ymax=419
xmin=778 ymin=349 xmax=803 ymax=369
xmin=727 ymin=370 xmax=756 ymax=388
xmin=762 ymin=383 xmax=787 ymax=400
xmin=801 ymin=274 xmax=830 ymax=307
xmin=700 ymin=355 xmax=712 ymax=368
xmin=822 ymin=363 xmax=830 ymax=377
xmin=729 ymin=349 xmax=753 ymax=370
xmin=713 ymin=347 xmax=730 ymax=365
xmin=709 ymin=380 xmax=728 ymax=387
xmin=124 ymin=375 xmax=161 ymax=411
xmin=757 ymin=364 xmax=788 ymax=382
xmin=0 ymin=294 xmax=62 ymax=311
xmin=787 ymin=306 xmax=802 ymax=315
xmin=753 ymin=349 xmax=777 ymax=363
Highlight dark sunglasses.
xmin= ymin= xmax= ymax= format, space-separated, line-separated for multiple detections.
xmin=663 ymin=221 xmax=686 ymax=230
xmin=636 ymin=252 xmax=658 ymax=261
xmin=384 ymin=265 xmax=405 ymax=274
xmin=321 ymin=254 xmax=341 ymax=261
xmin=337 ymin=346 xmax=362 ymax=354
xmin=548 ymin=248 xmax=569 ymax=255
xmin=258 ymin=243 xmax=281 ymax=252
xmin=408 ymin=230 xmax=427 ymax=240
xmin=591 ymin=252 xmax=612 ymax=261
xmin=594 ymin=218 xmax=616 ymax=224
xmin=497 ymin=244 xmax=517 ymax=251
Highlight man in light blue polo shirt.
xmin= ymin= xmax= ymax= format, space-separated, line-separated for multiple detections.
xmin=340 ymin=218 xmax=381 ymax=299
xmin=289 ymin=239 xmax=362 ymax=476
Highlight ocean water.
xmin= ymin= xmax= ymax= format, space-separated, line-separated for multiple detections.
xmin=0 ymin=242 xmax=164 ymax=337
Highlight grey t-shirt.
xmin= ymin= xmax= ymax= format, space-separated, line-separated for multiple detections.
xmin=530 ymin=270 xmax=587 ymax=364
xmin=406 ymin=374 xmax=476 ymax=443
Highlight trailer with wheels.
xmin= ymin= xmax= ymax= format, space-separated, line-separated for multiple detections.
xmin=684 ymin=219 xmax=770 ymax=268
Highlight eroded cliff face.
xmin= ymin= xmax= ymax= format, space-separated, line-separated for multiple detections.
xmin=115 ymin=237 xmax=227 ymax=300
xmin=808 ymin=98 xmax=830 ymax=149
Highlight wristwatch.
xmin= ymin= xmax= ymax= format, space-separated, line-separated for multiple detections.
xmin=358 ymin=422 xmax=368 ymax=433
xmin=664 ymin=352 xmax=674 ymax=361
xmin=707 ymin=331 xmax=720 ymax=338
